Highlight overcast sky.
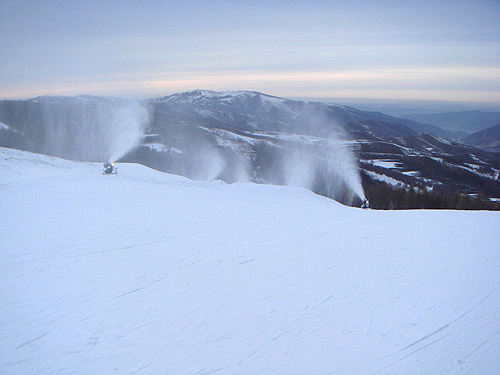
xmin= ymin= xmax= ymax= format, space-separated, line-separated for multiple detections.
xmin=0 ymin=0 xmax=499 ymax=102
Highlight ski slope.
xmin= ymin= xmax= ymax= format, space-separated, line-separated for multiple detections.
xmin=1 ymin=147 xmax=499 ymax=374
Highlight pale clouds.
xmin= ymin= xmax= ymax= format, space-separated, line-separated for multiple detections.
xmin=0 ymin=0 xmax=498 ymax=102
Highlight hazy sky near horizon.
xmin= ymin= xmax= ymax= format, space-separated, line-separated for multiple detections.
xmin=0 ymin=0 xmax=499 ymax=102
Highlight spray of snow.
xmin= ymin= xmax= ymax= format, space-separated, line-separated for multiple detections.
xmin=193 ymin=145 xmax=226 ymax=181
xmin=281 ymin=112 xmax=365 ymax=205
xmin=31 ymin=94 xmax=362 ymax=205
xmin=161 ymin=107 xmax=365 ymax=205
xmin=34 ymin=97 xmax=150 ymax=163
xmin=321 ymin=140 xmax=366 ymax=203
xmin=283 ymin=150 xmax=316 ymax=189
xmin=107 ymin=101 xmax=150 ymax=163
xmin=282 ymin=141 xmax=365 ymax=205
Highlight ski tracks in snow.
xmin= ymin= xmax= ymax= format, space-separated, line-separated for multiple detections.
xmin=376 ymin=286 xmax=500 ymax=374
xmin=2 ymin=150 xmax=500 ymax=375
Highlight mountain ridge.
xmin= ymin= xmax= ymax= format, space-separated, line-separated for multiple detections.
xmin=1 ymin=90 xmax=499 ymax=206
xmin=463 ymin=123 xmax=500 ymax=153
xmin=401 ymin=110 xmax=500 ymax=134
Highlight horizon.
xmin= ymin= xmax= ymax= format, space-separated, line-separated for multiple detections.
xmin=0 ymin=0 xmax=499 ymax=106
xmin=3 ymin=89 xmax=500 ymax=115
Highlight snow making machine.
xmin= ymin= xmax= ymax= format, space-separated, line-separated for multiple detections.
xmin=103 ymin=161 xmax=118 ymax=176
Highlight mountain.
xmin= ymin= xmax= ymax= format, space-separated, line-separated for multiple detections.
xmin=401 ymin=110 xmax=500 ymax=134
xmin=463 ymin=123 xmax=500 ymax=153
xmin=152 ymin=90 xmax=458 ymax=138
xmin=140 ymin=91 xmax=500 ymax=202
xmin=1 ymin=147 xmax=499 ymax=374
xmin=1 ymin=91 xmax=499 ymax=206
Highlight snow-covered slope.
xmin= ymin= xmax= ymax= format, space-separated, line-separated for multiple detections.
xmin=1 ymin=147 xmax=499 ymax=374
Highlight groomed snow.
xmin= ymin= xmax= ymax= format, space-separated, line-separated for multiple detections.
xmin=1 ymin=147 xmax=499 ymax=375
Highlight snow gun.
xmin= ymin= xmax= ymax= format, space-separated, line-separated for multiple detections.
xmin=103 ymin=161 xmax=118 ymax=176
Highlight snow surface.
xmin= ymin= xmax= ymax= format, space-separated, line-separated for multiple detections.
xmin=142 ymin=143 xmax=183 ymax=156
xmin=371 ymin=160 xmax=401 ymax=169
xmin=471 ymin=154 xmax=487 ymax=165
xmin=158 ymin=90 xmax=287 ymax=106
xmin=402 ymin=171 xmax=420 ymax=176
xmin=201 ymin=127 xmax=259 ymax=146
xmin=364 ymin=170 xmax=406 ymax=188
xmin=142 ymin=143 xmax=168 ymax=153
xmin=457 ymin=163 xmax=500 ymax=181
xmin=1 ymin=147 xmax=499 ymax=375
xmin=362 ymin=159 xmax=402 ymax=170
xmin=246 ymin=132 xmax=324 ymax=145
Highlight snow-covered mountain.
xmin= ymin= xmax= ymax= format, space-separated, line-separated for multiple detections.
xmin=1 ymin=147 xmax=499 ymax=374
xmin=1 ymin=91 xmax=499 ymax=206
xmin=151 ymin=90 xmax=451 ymax=137
xmin=140 ymin=90 xmax=500 ymax=203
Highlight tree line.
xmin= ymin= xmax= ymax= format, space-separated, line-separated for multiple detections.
xmin=364 ymin=183 xmax=500 ymax=210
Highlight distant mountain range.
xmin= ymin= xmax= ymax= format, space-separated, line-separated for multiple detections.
xmin=1 ymin=90 xmax=499 ymax=205
xmin=401 ymin=110 xmax=500 ymax=134
xmin=463 ymin=123 xmax=500 ymax=153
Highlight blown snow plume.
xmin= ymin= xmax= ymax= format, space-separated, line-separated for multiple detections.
xmin=280 ymin=111 xmax=365 ymax=206
xmin=106 ymin=101 xmax=150 ymax=163
xmin=314 ymin=140 xmax=366 ymax=205
xmin=137 ymin=94 xmax=364 ymax=206
xmin=9 ymin=96 xmax=151 ymax=163
xmin=281 ymin=140 xmax=365 ymax=206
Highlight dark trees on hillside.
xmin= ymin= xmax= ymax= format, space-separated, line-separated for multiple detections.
xmin=364 ymin=183 xmax=500 ymax=210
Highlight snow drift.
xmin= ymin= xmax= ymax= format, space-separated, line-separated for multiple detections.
xmin=0 ymin=147 xmax=499 ymax=374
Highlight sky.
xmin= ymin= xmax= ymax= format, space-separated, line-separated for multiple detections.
xmin=0 ymin=0 xmax=499 ymax=104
